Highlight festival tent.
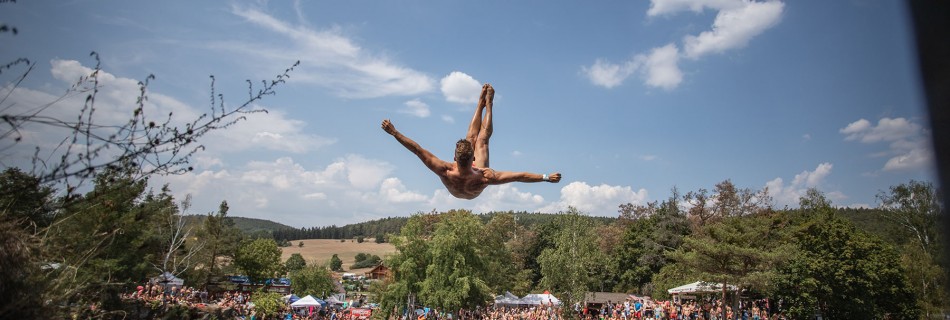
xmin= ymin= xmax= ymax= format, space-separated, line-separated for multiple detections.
xmin=494 ymin=291 xmax=527 ymax=306
xmin=150 ymin=272 xmax=184 ymax=289
xmin=291 ymin=295 xmax=323 ymax=308
xmin=667 ymin=281 xmax=737 ymax=295
xmin=283 ymin=294 xmax=301 ymax=303
xmin=521 ymin=291 xmax=561 ymax=306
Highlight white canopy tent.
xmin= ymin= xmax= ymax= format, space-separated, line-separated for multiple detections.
xmin=667 ymin=281 xmax=737 ymax=295
xmin=494 ymin=291 xmax=526 ymax=307
xmin=290 ymin=295 xmax=323 ymax=308
xmin=521 ymin=291 xmax=561 ymax=306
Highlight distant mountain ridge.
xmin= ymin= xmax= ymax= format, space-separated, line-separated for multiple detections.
xmin=183 ymin=215 xmax=294 ymax=235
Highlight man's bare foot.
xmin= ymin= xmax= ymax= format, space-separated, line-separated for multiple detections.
xmin=485 ymin=84 xmax=495 ymax=106
xmin=478 ymin=84 xmax=489 ymax=108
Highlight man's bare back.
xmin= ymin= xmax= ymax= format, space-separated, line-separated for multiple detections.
xmin=381 ymin=84 xmax=560 ymax=200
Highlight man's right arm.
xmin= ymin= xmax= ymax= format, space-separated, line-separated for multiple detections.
xmin=382 ymin=119 xmax=450 ymax=173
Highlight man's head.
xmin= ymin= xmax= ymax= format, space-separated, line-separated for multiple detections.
xmin=455 ymin=139 xmax=474 ymax=165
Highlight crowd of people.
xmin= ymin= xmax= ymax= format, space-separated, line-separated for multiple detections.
xmin=390 ymin=297 xmax=774 ymax=320
xmin=123 ymin=282 xmax=369 ymax=319
xmin=580 ymin=298 xmax=774 ymax=320
xmin=121 ymin=282 xmax=777 ymax=320
xmin=123 ymin=282 xmax=262 ymax=318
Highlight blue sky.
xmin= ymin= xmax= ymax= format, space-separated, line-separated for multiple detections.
xmin=1 ymin=0 xmax=935 ymax=227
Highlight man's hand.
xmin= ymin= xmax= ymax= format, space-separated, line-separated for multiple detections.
xmin=381 ymin=119 xmax=397 ymax=135
xmin=547 ymin=173 xmax=562 ymax=183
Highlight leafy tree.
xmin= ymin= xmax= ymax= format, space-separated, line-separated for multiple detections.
xmin=538 ymin=207 xmax=605 ymax=317
xmin=419 ymin=210 xmax=494 ymax=312
xmin=285 ymin=253 xmax=307 ymax=272
xmin=611 ymin=189 xmax=690 ymax=294
xmin=196 ymin=200 xmax=244 ymax=288
xmin=290 ymin=263 xmax=335 ymax=298
xmin=0 ymin=168 xmax=54 ymax=228
xmin=876 ymin=180 xmax=947 ymax=316
xmin=479 ymin=212 xmax=520 ymax=295
xmin=251 ymin=290 xmax=285 ymax=319
xmin=375 ymin=234 xmax=385 ymax=243
xmin=357 ymin=236 xmax=365 ymax=243
xmin=374 ymin=211 xmax=440 ymax=319
xmin=773 ymin=189 xmax=919 ymax=319
xmin=234 ymin=238 xmax=283 ymax=283
xmin=329 ymin=254 xmax=344 ymax=272
xmin=352 ymin=254 xmax=382 ymax=269
xmin=877 ymin=180 xmax=942 ymax=255
xmin=668 ymin=214 xmax=791 ymax=320
xmin=298 ymin=241 xmax=304 ymax=247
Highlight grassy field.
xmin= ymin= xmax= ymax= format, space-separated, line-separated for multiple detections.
xmin=281 ymin=239 xmax=397 ymax=274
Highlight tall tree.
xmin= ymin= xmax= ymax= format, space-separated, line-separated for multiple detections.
xmin=479 ymin=212 xmax=519 ymax=294
xmin=329 ymin=254 xmax=343 ymax=272
xmin=538 ymin=207 xmax=604 ymax=317
xmin=41 ymin=166 xmax=175 ymax=312
xmin=285 ymin=253 xmax=307 ymax=273
xmin=289 ymin=263 xmax=335 ymax=298
xmin=669 ymin=214 xmax=791 ymax=320
xmin=374 ymin=211 xmax=439 ymax=319
xmin=234 ymin=238 xmax=283 ymax=284
xmin=152 ymin=193 xmax=204 ymax=284
xmin=611 ymin=189 xmax=690 ymax=294
xmin=876 ymin=181 xmax=947 ymax=317
xmin=419 ymin=210 xmax=494 ymax=312
xmin=197 ymin=200 xmax=243 ymax=288
xmin=774 ymin=189 xmax=920 ymax=319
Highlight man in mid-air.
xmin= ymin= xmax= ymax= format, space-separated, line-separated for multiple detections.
xmin=381 ymin=83 xmax=561 ymax=199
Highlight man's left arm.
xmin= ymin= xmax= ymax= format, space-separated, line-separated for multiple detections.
xmin=489 ymin=171 xmax=561 ymax=184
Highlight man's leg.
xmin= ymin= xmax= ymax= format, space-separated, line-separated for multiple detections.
xmin=465 ymin=84 xmax=490 ymax=146
xmin=474 ymin=84 xmax=494 ymax=168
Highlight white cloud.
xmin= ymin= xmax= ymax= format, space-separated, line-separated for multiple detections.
xmin=470 ymin=184 xmax=546 ymax=213
xmin=540 ymin=182 xmax=648 ymax=215
xmin=883 ymin=144 xmax=932 ymax=171
xmin=841 ymin=118 xmax=921 ymax=143
xmin=207 ymin=107 xmax=337 ymax=154
xmin=378 ymin=178 xmax=428 ymax=203
xmin=765 ymin=162 xmax=839 ymax=207
xmin=340 ymin=154 xmax=394 ymax=189
xmin=681 ymin=1 xmax=785 ymax=59
xmin=840 ymin=117 xmax=933 ymax=172
xmin=400 ymin=99 xmax=431 ymax=118
xmin=584 ymin=0 xmax=784 ymax=90
xmin=228 ymin=6 xmax=434 ymax=99
xmin=640 ymin=155 xmax=658 ymax=161
xmin=441 ymin=115 xmax=455 ymax=124
xmin=156 ymin=154 xmax=429 ymax=227
xmin=647 ymin=0 xmax=745 ymax=16
xmin=639 ymin=44 xmax=683 ymax=89
xmin=581 ymin=59 xmax=639 ymax=89
xmin=440 ymin=72 xmax=482 ymax=104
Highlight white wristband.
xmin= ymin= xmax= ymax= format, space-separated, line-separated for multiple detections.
xmin=542 ymin=174 xmax=548 ymax=181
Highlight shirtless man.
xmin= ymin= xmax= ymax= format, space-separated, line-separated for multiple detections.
xmin=381 ymin=83 xmax=561 ymax=199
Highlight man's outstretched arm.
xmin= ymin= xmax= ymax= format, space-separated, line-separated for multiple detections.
xmin=489 ymin=171 xmax=562 ymax=185
xmin=381 ymin=119 xmax=451 ymax=173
